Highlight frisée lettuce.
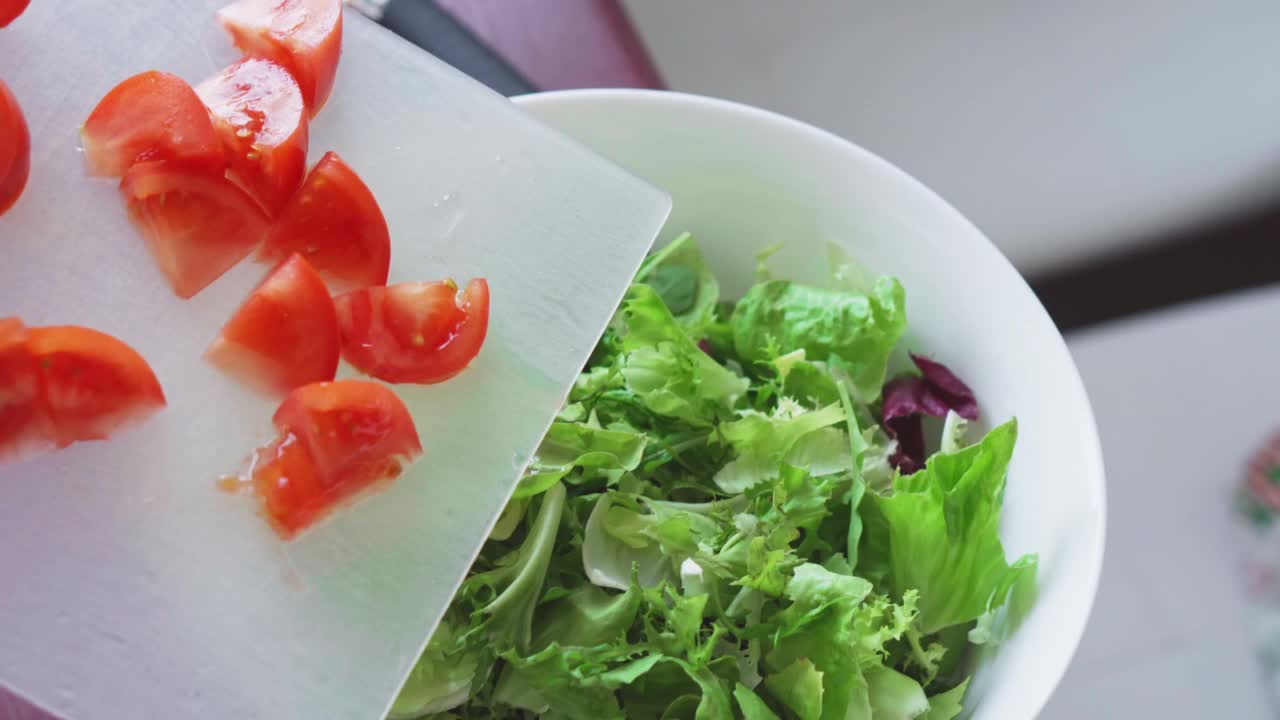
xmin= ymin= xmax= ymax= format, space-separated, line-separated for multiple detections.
xmin=390 ymin=233 xmax=1036 ymax=720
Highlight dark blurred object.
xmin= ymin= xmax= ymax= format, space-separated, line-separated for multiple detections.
xmin=353 ymin=0 xmax=536 ymax=95
xmin=1032 ymin=204 xmax=1280 ymax=331
xmin=435 ymin=0 xmax=664 ymax=90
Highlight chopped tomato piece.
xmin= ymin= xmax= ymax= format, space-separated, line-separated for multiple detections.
xmin=206 ymin=254 xmax=339 ymax=395
xmin=259 ymin=151 xmax=389 ymax=292
xmin=216 ymin=0 xmax=343 ymax=116
xmin=121 ymin=161 xmax=270 ymax=298
xmin=334 ymin=278 xmax=489 ymax=384
xmin=197 ymin=58 xmax=309 ymax=215
xmin=251 ymin=379 xmax=421 ymax=537
xmin=0 ymin=0 xmax=30 ymax=27
xmin=0 ymin=318 xmax=53 ymax=459
xmin=0 ymin=321 xmax=165 ymax=460
xmin=81 ymin=71 xmax=225 ymax=177
xmin=249 ymin=431 xmax=322 ymax=534
xmin=26 ymin=326 xmax=166 ymax=448
xmin=0 ymin=80 xmax=30 ymax=216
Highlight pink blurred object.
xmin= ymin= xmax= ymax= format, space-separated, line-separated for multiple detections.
xmin=1246 ymin=432 xmax=1280 ymax=513
xmin=436 ymin=0 xmax=663 ymax=90
xmin=0 ymin=685 xmax=59 ymax=720
xmin=1235 ymin=431 xmax=1280 ymax=713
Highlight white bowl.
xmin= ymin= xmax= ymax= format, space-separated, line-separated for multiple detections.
xmin=515 ymin=89 xmax=1106 ymax=719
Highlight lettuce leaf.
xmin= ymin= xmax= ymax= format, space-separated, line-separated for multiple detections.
xmin=582 ymin=492 xmax=741 ymax=591
xmin=734 ymin=683 xmax=782 ymax=720
xmin=635 ymin=232 xmax=721 ymax=336
xmin=531 ymin=582 xmax=643 ymax=650
xmin=516 ymin=422 xmax=647 ymax=498
xmin=386 ymin=619 xmax=485 ymax=719
xmin=713 ymin=403 xmax=846 ymax=493
xmin=920 ymin=679 xmax=970 ymax=720
xmin=865 ymin=665 xmax=929 ymax=719
xmin=873 ymin=420 xmax=1029 ymax=633
xmin=764 ymin=658 xmax=824 ymax=720
xmin=731 ymin=278 xmax=906 ymax=402
xmin=478 ymin=482 xmax=567 ymax=651
xmin=620 ymin=284 xmax=749 ymax=427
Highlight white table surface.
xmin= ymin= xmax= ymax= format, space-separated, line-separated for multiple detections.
xmin=1042 ymin=285 xmax=1280 ymax=717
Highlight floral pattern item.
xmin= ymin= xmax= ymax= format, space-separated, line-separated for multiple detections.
xmin=1237 ymin=431 xmax=1280 ymax=710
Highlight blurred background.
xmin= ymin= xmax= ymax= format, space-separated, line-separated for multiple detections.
xmin=355 ymin=0 xmax=1280 ymax=716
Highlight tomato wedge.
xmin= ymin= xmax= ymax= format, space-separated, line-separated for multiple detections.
xmin=251 ymin=379 xmax=421 ymax=537
xmin=206 ymin=253 xmax=339 ymax=395
xmin=335 ymin=278 xmax=489 ymax=384
xmin=1 ymin=321 xmax=165 ymax=459
xmin=0 ymin=318 xmax=52 ymax=459
xmin=197 ymin=58 xmax=309 ymax=215
xmin=82 ymin=71 xmax=225 ymax=177
xmin=259 ymin=151 xmax=390 ymax=291
xmin=0 ymin=79 xmax=30 ymax=216
xmin=26 ymin=326 xmax=165 ymax=448
xmin=121 ymin=161 xmax=270 ymax=298
xmin=216 ymin=0 xmax=343 ymax=116
xmin=0 ymin=0 xmax=30 ymax=27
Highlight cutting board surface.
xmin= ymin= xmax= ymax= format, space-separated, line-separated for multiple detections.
xmin=0 ymin=4 xmax=670 ymax=718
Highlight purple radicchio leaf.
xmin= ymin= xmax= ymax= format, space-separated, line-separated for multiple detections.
xmin=910 ymin=353 xmax=979 ymax=421
xmin=881 ymin=353 xmax=979 ymax=473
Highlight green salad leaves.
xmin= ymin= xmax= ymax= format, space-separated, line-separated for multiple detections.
xmin=390 ymin=234 xmax=1036 ymax=720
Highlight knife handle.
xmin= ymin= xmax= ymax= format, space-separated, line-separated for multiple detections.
xmin=356 ymin=0 xmax=537 ymax=97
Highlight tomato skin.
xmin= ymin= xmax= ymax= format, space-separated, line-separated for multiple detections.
xmin=121 ymin=161 xmax=271 ymax=298
xmin=197 ymin=58 xmax=309 ymax=215
xmin=1 ymin=321 xmax=165 ymax=459
xmin=25 ymin=326 xmax=166 ymax=448
xmin=82 ymin=72 xmax=225 ymax=178
xmin=250 ymin=431 xmax=324 ymax=536
xmin=0 ymin=318 xmax=53 ymax=459
xmin=273 ymin=380 xmax=421 ymax=484
xmin=335 ymin=279 xmax=489 ymax=384
xmin=216 ymin=0 xmax=343 ymax=116
xmin=206 ymin=253 xmax=340 ymax=395
xmin=259 ymin=151 xmax=390 ymax=292
xmin=0 ymin=79 xmax=30 ymax=216
xmin=0 ymin=0 xmax=30 ymax=27
xmin=253 ymin=379 xmax=421 ymax=537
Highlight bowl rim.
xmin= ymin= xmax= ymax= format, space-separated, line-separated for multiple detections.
xmin=514 ymin=88 xmax=1107 ymax=717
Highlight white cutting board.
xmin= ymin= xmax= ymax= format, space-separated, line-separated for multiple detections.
xmin=0 ymin=3 xmax=670 ymax=718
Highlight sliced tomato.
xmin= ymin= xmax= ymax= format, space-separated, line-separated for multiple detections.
xmin=197 ymin=58 xmax=309 ymax=215
xmin=0 ymin=79 xmax=30 ymax=216
xmin=249 ymin=431 xmax=322 ymax=536
xmin=81 ymin=71 xmax=225 ymax=178
xmin=216 ymin=0 xmax=343 ymax=116
xmin=0 ymin=318 xmax=53 ymax=459
xmin=0 ymin=0 xmax=30 ymax=27
xmin=335 ymin=278 xmax=488 ymax=384
xmin=206 ymin=253 xmax=339 ymax=395
xmin=251 ymin=379 xmax=421 ymax=537
xmin=259 ymin=151 xmax=389 ymax=291
xmin=0 ymin=321 xmax=165 ymax=458
xmin=26 ymin=326 xmax=165 ymax=448
xmin=121 ymin=161 xmax=270 ymax=298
